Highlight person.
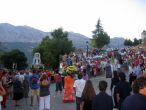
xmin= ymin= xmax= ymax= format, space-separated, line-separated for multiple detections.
xmin=23 ymin=75 xmax=30 ymax=98
xmin=54 ymin=70 xmax=62 ymax=96
xmin=110 ymin=70 xmax=119 ymax=108
xmin=80 ymin=80 xmax=96 ymax=110
xmin=0 ymin=81 xmax=6 ymax=110
xmin=122 ymin=77 xmax=146 ymax=110
xmin=105 ymin=61 xmax=113 ymax=78
xmin=6 ymin=71 xmax=13 ymax=99
xmin=116 ymin=72 xmax=132 ymax=110
xmin=13 ymin=76 xmax=24 ymax=106
xmin=73 ymin=74 xmax=86 ymax=110
xmin=1 ymin=70 xmax=8 ymax=108
xmin=29 ymin=69 xmax=40 ymax=106
xmin=92 ymin=80 xmax=113 ymax=110
xmin=39 ymin=74 xmax=50 ymax=110
xmin=129 ymin=64 xmax=137 ymax=86
xmin=23 ymin=71 xmax=30 ymax=98
xmin=63 ymin=73 xmax=75 ymax=103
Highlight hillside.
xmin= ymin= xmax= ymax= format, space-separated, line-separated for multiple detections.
xmin=0 ymin=23 xmax=90 ymax=47
xmin=0 ymin=23 xmax=125 ymax=64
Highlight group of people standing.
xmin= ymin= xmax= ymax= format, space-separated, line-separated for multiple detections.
xmin=0 ymin=46 xmax=146 ymax=110
xmin=0 ymin=69 xmax=51 ymax=110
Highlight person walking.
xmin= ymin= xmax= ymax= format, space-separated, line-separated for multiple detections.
xmin=73 ymin=74 xmax=86 ymax=110
xmin=29 ymin=69 xmax=40 ymax=106
xmin=39 ymin=74 xmax=50 ymax=110
xmin=54 ymin=70 xmax=62 ymax=96
xmin=92 ymin=80 xmax=113 ymax=110
xmin=80 ymin=80 xmax=96 ymax=110
xmin=122 ymin=77 xmax=146 ymax=110
xmin=110 ymin=70 xmax=119 ymax=108
xmin=116 ymin=72 xmax=132 ymax=110
xmin=13 ymin=76 xmax=24 ymax=106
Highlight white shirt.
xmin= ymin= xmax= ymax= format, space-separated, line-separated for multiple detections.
xmin=73 ymin=79 xmax=86 ymax=97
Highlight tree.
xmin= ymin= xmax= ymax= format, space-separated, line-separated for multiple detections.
xmin=92 ymin=18 xmax=110 ymax=48
xmin=0 ymin=49 xmax=28 ymax=70
xmin=33 ymin=28 xmax=74 ymax=69
xmin=124 ymin=39 xmax=133 ymax=46
xmin=133 ymin=38 xmax=140 ymax=46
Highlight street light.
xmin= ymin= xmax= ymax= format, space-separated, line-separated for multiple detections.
xmin=86 ymin=41 xmax=89 ymax=57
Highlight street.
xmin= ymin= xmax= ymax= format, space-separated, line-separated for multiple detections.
xmin=4 ymin=75 xmax=117 ymax=110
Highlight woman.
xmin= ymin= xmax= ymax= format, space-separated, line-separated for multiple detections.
xmin=39 ymin=74 xmax=50 ymax=110
xmin=13 ymin=76 xmax=24 ymax=106
xmin=80 ymin=80 xmax=96 ymax=110
xmin=0 ymin=81 xmax=6 ymax=110
xmin=63 ymin=74 xmax=75 ymax=103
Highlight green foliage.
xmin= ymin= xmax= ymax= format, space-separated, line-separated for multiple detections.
xmin=92 ymin=18 xmax=110 ymax=48
xmin=124 ymin=38 xmax=142 ymax=46
xmin=133 ymin=38 xmax=141 ymax=46
xmin=0 ymin=49 xmax=28 ymax=70
xmin=33 ymin=28 xmax=74 ymax=69
xmin=124 ymin=39 xmax=133 ymax=46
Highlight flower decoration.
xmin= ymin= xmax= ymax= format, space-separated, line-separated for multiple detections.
xmin=64 ymin=65 xmax=77 ymax=74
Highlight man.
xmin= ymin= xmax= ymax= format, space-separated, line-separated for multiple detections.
xmin=29 ymin=69 xmax=40 ymax=106
xmin=122 ymin=77 xmax=146 ymax=110
xmin=116 ymin=72 xmax=132 ymax=110
xmin=73 ymin=74 xmax=86 ymax=110
xmin=92 ymin=80 xmax=113 ymax=110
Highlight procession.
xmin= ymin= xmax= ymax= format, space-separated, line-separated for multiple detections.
xmin=0 ymin=43 xmax=146 ymax=110
xmin=0 ymin=1 xmax=146 ymax=110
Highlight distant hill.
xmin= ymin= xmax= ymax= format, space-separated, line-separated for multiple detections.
xmin=0 ymin=23 xmax=47 ymax=42
xmin=0 ymin=23 xmax=91 ymax=63
xmin=0 ymin=23 xmax=90 ymax=48
xmin=0 ymin=23 xmax=125 ymax=64
xmin=108 ymin=37 xmax=125 ymax=48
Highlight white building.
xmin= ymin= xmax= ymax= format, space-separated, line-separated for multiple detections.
xmin=141 ymin=30 xmax=146 ymax=43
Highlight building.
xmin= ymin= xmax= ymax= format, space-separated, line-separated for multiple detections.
xmin=141 ymin=30 xmax=146 ymax=43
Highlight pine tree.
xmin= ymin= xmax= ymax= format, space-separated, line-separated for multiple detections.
xmin=92 ymin=18 xmax=110 ymax=48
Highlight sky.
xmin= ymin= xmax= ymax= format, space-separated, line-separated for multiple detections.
xmin=0 ymin=0 xmax=146 ymax=40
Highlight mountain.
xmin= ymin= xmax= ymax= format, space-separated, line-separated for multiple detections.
xmin=0 ymin=23 xmax=90 ymax=46
xmin=108 ymin=37 xmax=125 ymax=48
xmin=0 ymin=23 xmax=48 ymax=42
xmin=0 ymin=23 xmax=91 ymax=63
xmin=0 ymin=23 xmax=125 ymax=64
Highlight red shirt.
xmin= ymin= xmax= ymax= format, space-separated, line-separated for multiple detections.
xmin=54 ymin=74 xmax=61 ymax=83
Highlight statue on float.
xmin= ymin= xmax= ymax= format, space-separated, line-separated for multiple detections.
xmin=32 ymin=52 xmax=44 ymax=69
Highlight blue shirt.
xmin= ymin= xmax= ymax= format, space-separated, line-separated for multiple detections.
xmin=29 ymin=74 xmax=39 ymax=89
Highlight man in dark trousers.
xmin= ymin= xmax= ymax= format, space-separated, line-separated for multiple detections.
xmin=116 ymin=72 xmax=132 ymax=110
xmin=122 ymin=77 xmax=146 ymax=110
xmin=92 ymin=80 xmax=113 ymax=110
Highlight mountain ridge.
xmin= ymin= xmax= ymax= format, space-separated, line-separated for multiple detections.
xmin=0 ymin=23 xmax=125 ymax=63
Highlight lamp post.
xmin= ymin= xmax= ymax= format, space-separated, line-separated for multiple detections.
xmin=86 ymin=41 xmax=89 ymax=57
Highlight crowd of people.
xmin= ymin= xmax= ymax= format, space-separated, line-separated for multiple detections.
xmin=0 ymin=47 xmax=146 ymax=110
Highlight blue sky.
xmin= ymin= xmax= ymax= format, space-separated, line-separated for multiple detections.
xmin=0 ymin=0 xmax=146 ymax=40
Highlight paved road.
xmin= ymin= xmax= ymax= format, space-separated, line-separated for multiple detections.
xmin=3 ymin=75 xmax=117 ymax=110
